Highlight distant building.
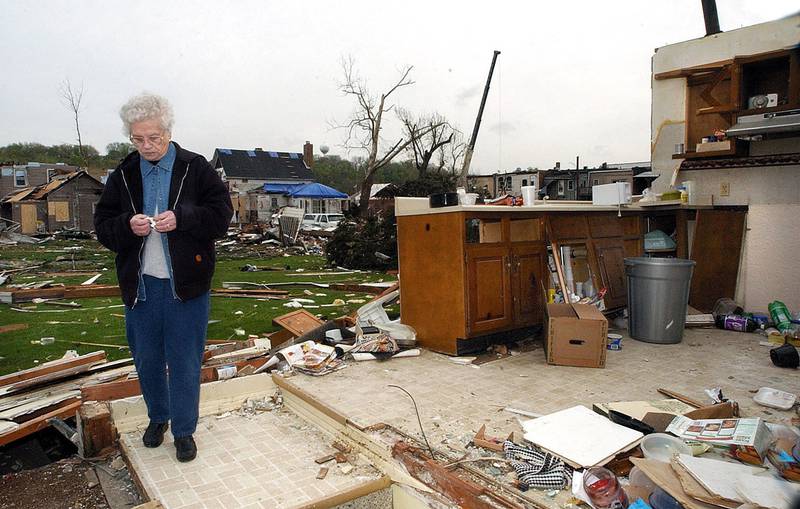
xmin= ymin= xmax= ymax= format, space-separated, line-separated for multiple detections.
xmin=211 ymin=143 xmax=316 ymax=223
xmin=211 ymin=143 xmax=315 ymax=193
xmin=1 ymin=171 xmax=103 ymax=234
xmin=466 ymin=175 xmax=495 ymax=197
xmin=492 ymin=169 xmax=543 ymax=198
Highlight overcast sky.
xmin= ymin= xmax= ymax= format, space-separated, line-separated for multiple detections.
xmin=1 ymin=1 xmax=797 ymax=174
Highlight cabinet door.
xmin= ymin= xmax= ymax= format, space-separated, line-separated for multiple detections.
xmin=511 ymin=245 xmax=546 ymax=326
xmin=593 ymin=238 xmax=627 ymax=309
xmin=466 ymin=246 xmax=512 ymax=334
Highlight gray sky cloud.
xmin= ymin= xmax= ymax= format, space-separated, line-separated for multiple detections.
xmin=0 ymin=1 xmax=796 ymax=174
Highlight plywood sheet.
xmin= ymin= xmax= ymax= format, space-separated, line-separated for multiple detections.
xmin=689 ymin=209 xmax=746 ymax=312
xmin=271 ymin=309 xmax=324 ymax=337
xmin=522 ymin=405 xmax=642 ymax=468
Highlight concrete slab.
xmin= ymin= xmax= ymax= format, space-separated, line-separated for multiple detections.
xmin=285 ymin=328 xmax=798 ymax=457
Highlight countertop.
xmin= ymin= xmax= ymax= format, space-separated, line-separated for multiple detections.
xmin=394 ymin=197 xmax=712 ymax=217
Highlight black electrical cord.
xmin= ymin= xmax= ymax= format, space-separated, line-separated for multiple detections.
xmin=387 ymin=384 xmax=436 ymax=460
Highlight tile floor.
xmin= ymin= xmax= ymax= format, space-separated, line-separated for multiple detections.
xmin=121 ymin=406 xmax=383 ymax=509
xmin=286 ymin=328 xmax=799 ymax=452
xmin=122 ymin=328 xmax=798 ymax=508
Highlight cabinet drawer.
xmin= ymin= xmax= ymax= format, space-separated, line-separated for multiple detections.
xmin=587 ymin=214 xmax=623 ymax=238
xmin=548 ymin=215 xmax=589 ymax=240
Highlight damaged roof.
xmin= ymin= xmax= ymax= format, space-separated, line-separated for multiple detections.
xmin=212 ymin=148 xmax=314 ymax=181
xmin=1 ymin=171 xmax=102 ymax=203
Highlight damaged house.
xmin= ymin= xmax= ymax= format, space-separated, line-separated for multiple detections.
xmin=0 ymin=171 xmax=103 ymax=234
xmin=212 ymin=143 xmax=348 ymax=223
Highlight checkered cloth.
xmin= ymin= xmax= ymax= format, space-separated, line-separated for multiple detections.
xmin=503 ymin=440 xmax=571 ymax=490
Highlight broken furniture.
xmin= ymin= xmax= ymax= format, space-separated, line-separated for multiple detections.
xmin=395 ymin=197 xmax=746 ymax=355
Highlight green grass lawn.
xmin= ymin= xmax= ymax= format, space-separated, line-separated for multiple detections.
xmin=0 ymin=239 xmax=397 ymax=375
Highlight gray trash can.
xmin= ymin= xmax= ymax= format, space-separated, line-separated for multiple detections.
xmin=625 ymin=257 xmax=696 ymax=344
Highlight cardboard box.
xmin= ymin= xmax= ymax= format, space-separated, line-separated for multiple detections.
xmin=666 ymin=416 xmax=772 ymax=465
xmin=544 ymin=303 xmax=608 ymax=368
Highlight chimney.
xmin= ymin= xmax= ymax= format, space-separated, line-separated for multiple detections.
xmin=555 ymin=162 xmax=561 ymax=170
xmin=701 ymin=0 xmax=721 ymax=36
xmin=254 ymin=147 xmax=263 ymax=151
xmin=303 ymin=141 xmax=313 ymax=168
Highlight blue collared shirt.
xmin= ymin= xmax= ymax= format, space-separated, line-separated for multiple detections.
xmin=140 ymin=142 xmax=176 ymax=215
xmin=137 ymin=142 xmax=177 ymax=301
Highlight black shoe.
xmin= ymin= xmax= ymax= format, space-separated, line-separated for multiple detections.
xmin=174 ymin=435 xmax=197 ymax=462
xmin=142 ymin=422 xmax=169 ymax=448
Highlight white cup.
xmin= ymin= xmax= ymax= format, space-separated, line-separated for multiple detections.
xmin=521 ymin=186 xmax=537 ymax=206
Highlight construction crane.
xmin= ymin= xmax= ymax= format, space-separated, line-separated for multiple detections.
xmin=459 ymin=50 xmax=501 ymax=188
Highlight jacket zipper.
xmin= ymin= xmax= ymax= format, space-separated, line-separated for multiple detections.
xmin=167 ymin=160 xmax=192 ymax=302
xmin=120 ymin=167 xmax=146 ymax=308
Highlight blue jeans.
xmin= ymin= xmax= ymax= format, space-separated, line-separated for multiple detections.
xmin=125 ymin=275 xmax=209 ymax=438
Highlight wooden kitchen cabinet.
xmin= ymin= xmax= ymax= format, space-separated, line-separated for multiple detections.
xmin=397 ymin=211 xmax=547 ymax=355
xmin=396 ymin=200 xmax=705 ymax=355
xmin=466 ymin=245 xmax=513 ymax=334
xmin=511 ymin=245 xmax=546 ymax=326
xmin=593 ymin=238 xmax=628 ymax=309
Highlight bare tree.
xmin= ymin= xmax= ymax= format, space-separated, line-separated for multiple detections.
xmin=438 ymin=129 xmax=467 ymax=175
xmin=60 ymin=79 xmax=86 ymax=166
xmin=398 ymin=110 xmax=460 ymax=177
xmin=336 ymin=58 xmax=440 ymax=217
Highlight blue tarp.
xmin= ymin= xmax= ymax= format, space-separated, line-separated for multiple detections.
xmin=263 ymin=183 xmax=302 ymax=194
xmin=262 ymin=182 xmax=348 ymax=199
xmin=288 ymin=183 xmax=348 ymax=199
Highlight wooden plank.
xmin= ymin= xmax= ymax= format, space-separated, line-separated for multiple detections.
xmin=81 ymin=377 xmax=141 ymax=402
xmin=0 ymin=400 xmax=82 ymax=447
xmin=63 ymin=285 xmax=121 ymax=298
xmin=0 ymin=323 xmax=28 ymax=334
xmin=689 ymin=209 xmax=747 ymax=312
xmin=272 ymin=309 xmax=325 ymax=337
xmin=81 ymin=357 xmax=271 ymax=401
xmin=0 ymin=351 xmax=107 ymax=389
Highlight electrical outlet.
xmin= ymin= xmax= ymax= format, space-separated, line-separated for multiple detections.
xmin=720 ymin=182 xmax=730 ymax=197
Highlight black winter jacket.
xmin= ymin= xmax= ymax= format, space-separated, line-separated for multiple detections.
xmin=94 ymin=143 xmax=233 ymax=307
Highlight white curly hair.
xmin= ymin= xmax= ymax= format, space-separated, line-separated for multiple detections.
xmin=119 ymin=92 xmax=174 ymax=136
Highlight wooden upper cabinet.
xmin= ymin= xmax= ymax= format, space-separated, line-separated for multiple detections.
xmin=548 ymin=215 xmax=589 ymax=241
xmin=592 ymin=238 xmax=628 ymax=309
xmin=466 ymin=246 xmax=512 ymax=334
xmin=511 ymin=245 xmax=546 ymax=326
xmin=587 ymin=214 xmax=623 ymax=238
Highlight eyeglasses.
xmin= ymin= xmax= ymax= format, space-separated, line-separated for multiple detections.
xmin=129 ymin=134 xmax=166 ymax=147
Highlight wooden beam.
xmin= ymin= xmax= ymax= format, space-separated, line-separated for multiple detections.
xmin=0 ymin=351 xmax=107 ymax=389
xmin=0 ymin=323 xmax=28 ymax=334
xmin=81 ymin=357 xmax=272 ymax=402
xmin=654 ymin=59 xmax=732 ymax=81
xmin=78 ymin=401 xmax=116 ymax=458
xmin=0 ymin=400 xmax=82 ymax=447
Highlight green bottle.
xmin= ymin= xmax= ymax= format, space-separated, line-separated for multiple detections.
xmin=768 ymin=301 xmax=793 ymax=332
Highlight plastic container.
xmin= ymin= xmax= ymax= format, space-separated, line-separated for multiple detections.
xmin=582 ymin=466 xmax=628 ymax=509
xmin=753 ymin=387 xmax=797 ymax=410
xmin=769 ymin=301 xmax=793 ymax=332
xmin=625 ymin=258 xmax=696 ymax=344
xmin=714 ymin=314 xmax=758 ymax=332
xmin=712 ymin=298 xmax=743 ymax=318
xmin=640 ymin=433 xmax=692 ymax=462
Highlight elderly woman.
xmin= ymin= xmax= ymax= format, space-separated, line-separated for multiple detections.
xmin=94 ymin=93 xmax=233 ymax=462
